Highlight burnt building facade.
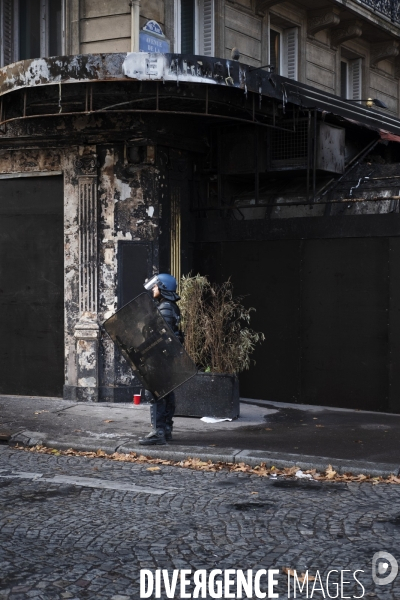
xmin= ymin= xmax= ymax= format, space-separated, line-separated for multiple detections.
xmin=1 ymin=0 xmax=400 ymax=412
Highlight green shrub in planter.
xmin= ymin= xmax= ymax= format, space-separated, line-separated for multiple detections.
xmin=174 ymin=275 xmax=264 ymax=418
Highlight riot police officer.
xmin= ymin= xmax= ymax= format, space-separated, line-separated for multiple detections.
xmin=139 ymin=273 xmax=181 ymax=446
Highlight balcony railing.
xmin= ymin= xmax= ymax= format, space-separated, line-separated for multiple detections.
xmin=360 ymin=0 xmax=400 ymax=25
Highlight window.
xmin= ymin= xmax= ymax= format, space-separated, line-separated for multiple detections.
xmin=340 ymin=60 xmax=348 ymax=98
xmin=269 ymin=26 xmax=298 ymax=80
xmin=270 ymin=29 xmax=281 ymax=74
xmin=340 ymin=57 xmax=362 ymax=100
xmin=0 ymin=0 xmax=63 ymax=67
xmin=175 ymin=0 xmax=214 ymax=56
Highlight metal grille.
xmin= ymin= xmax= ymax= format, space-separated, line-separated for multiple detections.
xmin=361 ymin=0 xmax=400 ymax=24
xmin=270 ymin=119 xmax=308 ymax=170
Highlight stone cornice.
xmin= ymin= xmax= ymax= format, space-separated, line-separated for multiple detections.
xmin=255 ymin=0 xmax=285 ymax=17
xmin=308 ymin=9 xmax=341 ymax=36
xmin=331 ymin=21 xmax=363 ymax=48
xmin=370 ymin=40 xmax=400 ymax=66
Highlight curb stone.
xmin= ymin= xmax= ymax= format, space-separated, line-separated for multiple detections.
xmin=8 ymin=430 xmax=400 ymax=477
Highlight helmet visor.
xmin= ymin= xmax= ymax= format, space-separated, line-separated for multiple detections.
xmin=143 ymin=275 xmax=159 ymax=291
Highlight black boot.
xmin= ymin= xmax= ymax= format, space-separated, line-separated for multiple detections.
xmin=165 ymin=424 xmax=173 ymax=441
xmin=139 ymin=428 xmax=166 ymax=446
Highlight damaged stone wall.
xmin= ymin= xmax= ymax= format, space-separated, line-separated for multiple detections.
xmin=0 ymin=123 xmax=162 ymax=401
xmin=97 ymin=143 xmax=161 ymax=401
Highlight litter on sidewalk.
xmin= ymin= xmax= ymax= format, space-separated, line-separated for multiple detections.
xmin=295 ymin=469 xmax=313 ymax=479
xmin=200 ymin=417 xmax=233 ymax=423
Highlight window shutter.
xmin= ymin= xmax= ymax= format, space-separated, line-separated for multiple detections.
xmin=350 ymin=58 xmax=362 ymax=101
xmin=1 ymin=0 xmax=13 ymax=66
xmin=283 ymin=27 xmax=298 ymax=80
xmin=200 ymin=0 xmax=214 ymax=56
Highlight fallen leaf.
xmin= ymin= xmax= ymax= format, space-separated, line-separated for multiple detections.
xmin=103 ymin=419 xmax=114 ymax=423
xmin=147 ymin=467 xmax=161 ymax=471
xmin=265 ymin=428 xmax=272 ymax=431
xmin=325 ymin=465 xmax=337 ymax=479
xmin=15 ymin=446 xmax=400 ymax=486
xmin=250 ymin=492 xmax=258 ymax=495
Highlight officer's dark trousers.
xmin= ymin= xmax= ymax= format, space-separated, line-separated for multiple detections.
xmin=152 ymin=391 xmax=175 ymax=430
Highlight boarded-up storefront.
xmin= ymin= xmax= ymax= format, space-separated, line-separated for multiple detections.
xmin=0 ymin=175 xmax=64 ymax=396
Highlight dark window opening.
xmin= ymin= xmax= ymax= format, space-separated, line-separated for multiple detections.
xmin=49 ymin=0 xmax=62 ymax=57
xmin=181 ymin=0 xmax=195 ymax=53
xmin=270 ymin=29 xmax=280 ymax=74
xmin=341 ymin=61 xmax=348 ymax=99
xmin=19 ymin=0 xmax=41 ymax=60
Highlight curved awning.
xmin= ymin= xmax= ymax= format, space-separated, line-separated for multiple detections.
xmin=0 ymin=53 xmax=400 ymax=136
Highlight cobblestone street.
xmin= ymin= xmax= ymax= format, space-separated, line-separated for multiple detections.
xmin=0 ymin=446 xmax=399 ymax=599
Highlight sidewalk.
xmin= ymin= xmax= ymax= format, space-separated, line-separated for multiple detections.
xmin=0 ymin=394 xmax=399 ymax=476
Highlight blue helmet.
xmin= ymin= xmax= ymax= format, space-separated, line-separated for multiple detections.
xmin=144 ymin=273 xmax=177 ymax=293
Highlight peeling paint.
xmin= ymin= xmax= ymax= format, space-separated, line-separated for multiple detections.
xmin=78 ymin=377 xmax=97 ymax=387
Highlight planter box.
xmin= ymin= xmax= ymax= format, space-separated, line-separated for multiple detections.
xmin=174 ymin=372 xmax=240 ymax=419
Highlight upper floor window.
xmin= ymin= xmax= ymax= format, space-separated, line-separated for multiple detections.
xmin=0 ymin=0 xmax=63 ymax=67
xmin=175 ymin=0 xmax=214 ymax=56
xmin=269 ymin=26 xmax=298 ymax=80
xmin=340 ymin=58 xmax=362 ymax=101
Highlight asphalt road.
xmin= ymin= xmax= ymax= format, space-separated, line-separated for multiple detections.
xmin=0 ymin=446 xmax=400 ymax=599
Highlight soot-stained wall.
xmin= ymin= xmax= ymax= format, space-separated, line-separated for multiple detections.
xmin=0 ymin=131 xmax=161 ymax=401
xmin=97 ymin=144 xmax=161 ymax=400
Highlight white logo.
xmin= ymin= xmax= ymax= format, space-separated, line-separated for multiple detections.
xmin=372 ymin=552 xmax=398 ymax=585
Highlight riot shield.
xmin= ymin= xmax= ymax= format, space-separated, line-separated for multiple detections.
xmin=103 ymin=292 xmax=197 ymax=399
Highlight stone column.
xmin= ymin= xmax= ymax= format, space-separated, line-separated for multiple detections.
xmin=74 ymin=153 xmax=100 ymax=401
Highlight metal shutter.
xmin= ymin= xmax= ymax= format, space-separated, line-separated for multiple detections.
xmin=350 ymin=58 xmax=362 ymax=101
xmin=200 ymin=0 xmax=214 ymax=56
xmin=283 ymin=27 xmax=298 ymax=80
xmin=1 ymin=0 xmax=13 ymax=67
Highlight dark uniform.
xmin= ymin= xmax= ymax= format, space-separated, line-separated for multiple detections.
xmin=139 ymin=273 xmax=182 ymax=445
xmin=152 ymin=297 xmax=181 ymax=438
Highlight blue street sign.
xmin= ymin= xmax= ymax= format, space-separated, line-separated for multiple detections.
xmin=143 ymin=20 xmax=164 ymax=36
xmin=139 ymin=21 xmax=170 ymax=54
xmin=139 ymin=32 xmax=170 ymax=54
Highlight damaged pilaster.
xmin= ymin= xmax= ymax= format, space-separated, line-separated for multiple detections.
xmin=74 ymin=314 xmax=100 ymax=401
xmin=72 ymin=148 xmax=101 ymax=401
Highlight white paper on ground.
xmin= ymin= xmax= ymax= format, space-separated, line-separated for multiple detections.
xmin=200 ymin=417 xmax=233 ymax=423
xmin=295 ymin=469 xmax=313 ymax=479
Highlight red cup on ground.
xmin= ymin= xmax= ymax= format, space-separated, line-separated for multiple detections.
xmin=133 ymin=394 xmax=141 ymax=405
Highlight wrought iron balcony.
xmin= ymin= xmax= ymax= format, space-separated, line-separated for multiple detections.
xmin=361 ymin=0 xmax=400 ymax=25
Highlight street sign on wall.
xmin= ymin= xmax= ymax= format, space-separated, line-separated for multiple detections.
xmin=139 ymin=20 xmax=170 ymax=54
